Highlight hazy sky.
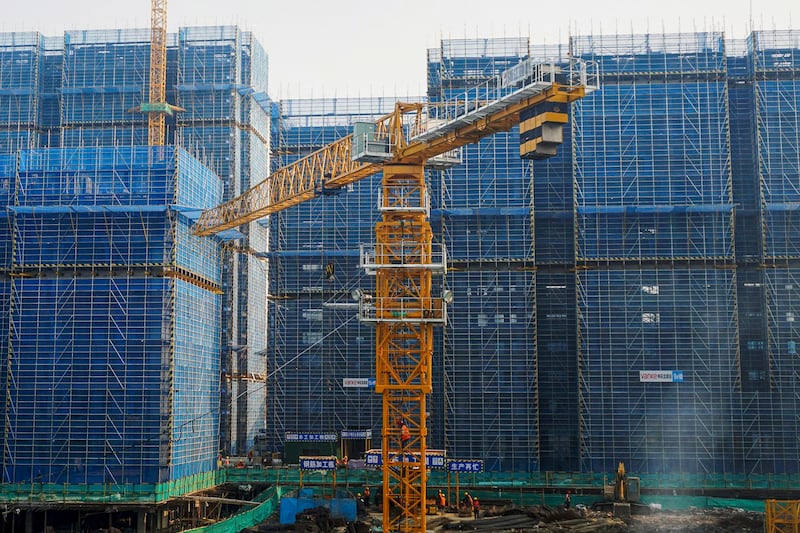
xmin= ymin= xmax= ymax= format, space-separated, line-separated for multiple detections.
xmin=3 ymin=0 xmax=795 ymax=100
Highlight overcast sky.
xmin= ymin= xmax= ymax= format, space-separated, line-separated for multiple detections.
xmin=3 ymin=0 xmax=795 ymax=100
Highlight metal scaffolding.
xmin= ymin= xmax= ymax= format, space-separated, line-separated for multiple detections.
xmin=428 ymin=38 xmax=542 ymax=470
xmin=268 ymin=30 xmax=800 ymax=475
xmin=0 ymin=26 xmax=271 ymax=494
xmin=4 ymin=146 xmax=222 ymax=484
xmin=266 ymin=97 xmax=400 ymax=455
xmin=1 ymin=23 xmax=800 ymax=492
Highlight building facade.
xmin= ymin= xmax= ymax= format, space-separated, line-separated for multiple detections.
xmin=269 ymin=30 xmax=800 ymax=475
xmin=0 ymin=26 xmax=270 ymax=488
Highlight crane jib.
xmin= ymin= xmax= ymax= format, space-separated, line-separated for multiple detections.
xmin=193 ymin=64 xmax=594 ymax=237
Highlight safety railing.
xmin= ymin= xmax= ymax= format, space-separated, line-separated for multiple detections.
xmin=360 ymin=242 xmax=447 ymax=274
xmin=357 ymin=296 xmax=447 ymax=324
xmin=411 ymin=58 xmax=598 ymax=142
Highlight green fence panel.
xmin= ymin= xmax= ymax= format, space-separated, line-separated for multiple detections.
xmin=183 ymin=486 xmax=287 ymax=533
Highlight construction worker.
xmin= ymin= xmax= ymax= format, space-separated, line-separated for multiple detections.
xmin=461 ymin=491 xmax=473 ymax=511
xmin=400 ymin=421 xmax=410 ymax=447
xmin=472 ymin=497 xmax=480 ymax=519
xmin=363 ymin=486 xmax=371 ymax=507
xmin=564 ymin=490 xmax=571 ymax=509
xmin=437 ymin=490 xmax=446 ymax=513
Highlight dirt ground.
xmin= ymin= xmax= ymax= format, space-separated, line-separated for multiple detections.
xmin=625 ymin=507 xmax=764 ymax=532
xmin=245 ymin=503 xmax=766 ymax=532
xmin=423 ymin=504 xmax=766 ymax=532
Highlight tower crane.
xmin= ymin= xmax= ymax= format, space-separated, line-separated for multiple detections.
xmin=195 ymin=58 xmax=595 ymax=533
xmin=134 ymin=0 xmax=183 ymax=145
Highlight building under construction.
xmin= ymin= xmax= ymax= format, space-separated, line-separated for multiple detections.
xmin=0 ymin=26 xmax=270 ymax=530
xmin=269 ymin=30 xmax=800 ymax=477
xmin=0 ymin=21 xmax=799 ymax=532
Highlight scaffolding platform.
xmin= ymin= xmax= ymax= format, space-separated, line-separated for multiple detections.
xmin=359 ymin=242 xmax=446 ymax=274
xmin=356 ymin=296 xmax=447 ymax=324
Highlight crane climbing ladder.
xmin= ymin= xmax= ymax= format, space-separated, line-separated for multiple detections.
xmin=195 ymin=56 xmax=597 ymax=533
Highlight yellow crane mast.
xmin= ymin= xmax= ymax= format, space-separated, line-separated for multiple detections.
xmin=196 ymin=59 xmax=594 ymax=533
xmin=134 ymin=0 xmax=183 ymax=146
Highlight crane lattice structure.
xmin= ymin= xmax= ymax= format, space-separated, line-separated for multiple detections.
xmin=196 ymin=59 xmax=595 ymax=533
xmin=134 ymin=0 xmax=184 ymax=146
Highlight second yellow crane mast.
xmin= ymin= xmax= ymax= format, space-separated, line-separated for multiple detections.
xmin=135 ymin=0 xmax=183 ymax=145
xmin=148 ymin=0 xmax=168 ymax=146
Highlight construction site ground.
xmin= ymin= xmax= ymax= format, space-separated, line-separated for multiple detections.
xmin=434 ymin=505 xmax=763 ymax=532
xmin=245 ymin=502 xmax=765 ymax=532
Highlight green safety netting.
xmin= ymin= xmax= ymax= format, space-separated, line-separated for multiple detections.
xmin=183 ymin=486 xmax=289 ymax=533
xmin=1 ymin=467 xmax=793 ymax=513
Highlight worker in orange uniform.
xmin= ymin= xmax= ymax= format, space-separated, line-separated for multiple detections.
xmin=437 ymin=490 xmax=447 ymax=514
xmin=400 ymin=421 xmax=410 ymax=447
xmin=461 ymin=491 xmax=473 ymax=511
xmin=472 ymin=497 xmax=480 ymax=519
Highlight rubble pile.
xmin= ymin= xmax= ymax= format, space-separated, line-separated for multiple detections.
xmin=443 ymin=505 xmax=628 ymax=532
xmin=244 ymin=502 xmax=765 ymax=532
xmin=450 ymin=505 xmax=765 ymax=533
xmin=627 ymin=507 xmax=764 ymax=533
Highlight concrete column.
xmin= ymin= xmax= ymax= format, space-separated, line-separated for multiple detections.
xmin=137 ymin=511 xmax=147 ymax=532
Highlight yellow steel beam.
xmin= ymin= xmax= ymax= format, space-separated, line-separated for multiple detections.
xmin=194 ymin=103 xmax=408 ymax=235
xmin=194 ymin=84 xmax=583 ymax=236
xmin=398 ymin=84 xmax=585 ymax=163
xmin=765 ymin=500 xmax=800 ymax=533
xmin=376 ymin=164 xmax=432 ymax=533
xmin=148 ymin=0 xmax=168 ymax=146
xmin=194 ymin=134 xmax=380 ymax=235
